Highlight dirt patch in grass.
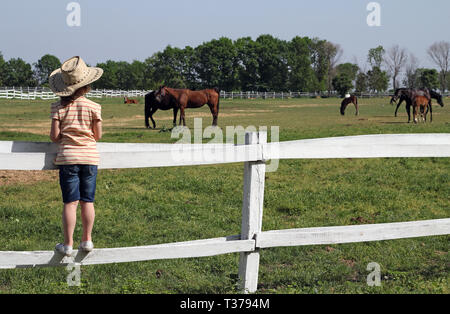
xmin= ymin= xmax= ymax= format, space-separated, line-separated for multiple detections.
xmin=233 ymin=109 xmax=273 ymax=113
xmin=0 ymin=127 xmax=49 ymax=136
xmin=104 ymin=112 xmax=260 ymax=125
xmin=0 ymin=170 xmax=58 ymax=186
xmin=279 ymin=103 xmax=338 ymax=108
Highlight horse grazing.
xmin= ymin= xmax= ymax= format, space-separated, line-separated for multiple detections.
xmin=340 ymin=95 xmax=359 ymax=116
xmin=412 ymin=95 xmax=430 ymax=123
xmin=144 ymin=90 xmax=178 ymax=129
xmin=390 ymin=88 xmax=435 ymax=122
xmin=124 ymin=96 xmax=139 ymax=104
xmin=155 ymin=86 xmax=220 ymax=126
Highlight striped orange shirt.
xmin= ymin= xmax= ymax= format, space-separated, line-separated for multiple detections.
xmin=50 ymin=96 xmax=102 ymax=166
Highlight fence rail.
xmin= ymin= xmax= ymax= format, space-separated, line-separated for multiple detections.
xmin=2 ymin=87 xmax=449 ymax=101
xmin=0 ymin=87 xmax=150 ymax=100
xmin=0 ymin=133 xmax=449 ymax=292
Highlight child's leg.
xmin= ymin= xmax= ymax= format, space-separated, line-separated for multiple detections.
xmin=80 ymin=201 xmax=95 ymax=242
xmin=79 ymin=165 xmax=98 ymax=243
xmin=62 ymin=201 xmax=79 ymax=246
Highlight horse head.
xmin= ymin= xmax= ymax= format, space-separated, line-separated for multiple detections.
xmin=435 ymin=93 xmax=444 ymax=107
xmin=340 ymin=101 xmax=348 ymax=116
xmin=390 ymin=95 xmax=398 ymax=105
xmin=155 ymin=86 xmax=167 ymax=102
xmin=437 ymin=95 xmax=444 ymax=107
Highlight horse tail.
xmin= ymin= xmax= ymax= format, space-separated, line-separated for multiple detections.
xmin=215 ymin=87 xmax=220 ymax=111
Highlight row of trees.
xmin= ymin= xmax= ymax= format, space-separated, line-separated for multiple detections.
xmin=1 ymin=37 xmax=449 ymax=95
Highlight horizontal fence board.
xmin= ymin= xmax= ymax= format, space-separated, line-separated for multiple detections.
xmin=256 ymin=218 xmax=450 ymax=248
xmin=0 ymin=144 xmax=261 ymax=170
xmin=266 ymin=133 xmax=450 ymax=160
xmin=0 ymin=235 xmax=255 ymax=269
xmin=0 ymin=141 xmax=235 ymax=154
xmin=1 ymin=134 xmax=449 ymax=170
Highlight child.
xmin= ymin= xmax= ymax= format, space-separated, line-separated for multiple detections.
xmin=49 ymin=56 xmax=103 ymax=256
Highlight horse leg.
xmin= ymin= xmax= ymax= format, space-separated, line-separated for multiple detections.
xmin=395 ymin=100 xmax=402 ymax=117
xmin=406 ymin=104 xmax=411 ymax=123
xmin=179 ymin=107 xmax=186 ymax=126
xmin=150 ymin=108 xmax=157 ymax=129
xmin=145 ymin=103 xmax=150 ymax=128
xmin=208 ymin=104 xmax=218 ymax=126
xmin=172 ymin=107 xmax=179 ymax=127
xmin=413 ymin=106 xmax=418 ymax=124
xmin=429 ymin=102 xmax=432 ymax=122
xmin=354 ymin=101 xmax=359 ymax=116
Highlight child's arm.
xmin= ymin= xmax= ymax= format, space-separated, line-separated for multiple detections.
xmin=50 ymin=119 xmax=62 ymax=143
xmin=92 ymin=119 xmax=102 ymax=141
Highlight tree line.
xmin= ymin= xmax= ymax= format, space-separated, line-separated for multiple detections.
xmin=0 ymin=36 xmax=448 ymax=96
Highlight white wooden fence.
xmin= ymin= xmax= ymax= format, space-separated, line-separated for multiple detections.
xmin=0 ymin=133 xmax=449 ymax=293
xmin=0 ymin=87 xmax=150 ymax=100
xmin=2 ymin=87 xmax=449 ymax=101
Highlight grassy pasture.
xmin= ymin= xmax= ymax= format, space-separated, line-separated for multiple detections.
xmin=0 ymin=96 xmax=449 ymax=294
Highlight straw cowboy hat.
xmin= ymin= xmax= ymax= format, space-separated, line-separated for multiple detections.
xmin=49 ymin=56 xmax=103 ymax=96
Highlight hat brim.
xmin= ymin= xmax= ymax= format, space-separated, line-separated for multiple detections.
xmin=49 ymin=67 xmax=103 ymax=96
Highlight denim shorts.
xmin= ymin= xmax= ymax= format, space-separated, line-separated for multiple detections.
xmin=59 ymin=165 xmax=98 ymax=203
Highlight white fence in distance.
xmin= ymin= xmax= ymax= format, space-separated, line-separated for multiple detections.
xmin=3 ymin=87 xmax=449 ymax=101
xmin=0 ymin=133 xmax=450 ymax=293
xmin=0 ymin=87 xmax=150 ymax=100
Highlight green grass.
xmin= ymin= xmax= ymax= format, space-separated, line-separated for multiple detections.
xmin=0 ymin=96 xmax=449 ymax=294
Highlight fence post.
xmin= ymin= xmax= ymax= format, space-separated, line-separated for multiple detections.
xmin=238 ymin=132 xmax=266 ymax=293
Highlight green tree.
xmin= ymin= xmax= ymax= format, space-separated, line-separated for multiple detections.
xmin=93 ymin=60 xmax=119 ymax=89
xmin=128 ymin=60 xmax=146 ymax=90
xmin=355 ymin=72 xmax=368 ymax=93
xmin=255 ymin=34 xmax=289 ymax=91
xmin=115 ymin=61 xmax=135 ymax=90
xmin=34 ymin=54 xmax=61 ymax=86
xmin=235 ymin=37 xmax=260 ymax=91
xmin=332 ymin=73 xmax=353 ymax=97
xmin=416 ymin=68 xmax=439 ymax=90
xmin=3 ymin=58 xmax=36 ymax=87
xmin=323 ymin=41 xmax=343 ymax=95
xmin=367 ymin=66 xmax=389 ymax=92
xmin=287 ymin=36 xmax=315 ymax=91
xmin=308 ymin=38 xmax=329 ymax=92
xmin=335 ymin=63 xmax=359 ymax=82
xmin=195 ymin=37 xmax=239 ymax=90
xmin=367 ymin=45 xmax=385 ymax=69
xmin=146 ymin=45 xmax=194 ymax=89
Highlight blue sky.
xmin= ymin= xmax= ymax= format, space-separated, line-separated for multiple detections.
xmin=0 ymin=0 xmax=448 ymax=69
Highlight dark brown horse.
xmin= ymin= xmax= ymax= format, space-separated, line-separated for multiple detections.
xmin=144 ymin=90 xmax=178 ymax=129
xmin=155 ymin=86 xmax=220 ymax=126
xmin=340 ymin=95 xmax=359 ymax=116
xmin=390 ymin=88 xmax=442 ymax=123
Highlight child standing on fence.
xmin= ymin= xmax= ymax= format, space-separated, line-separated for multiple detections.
xmin=49 ymin=56 xmax=103 ymax=256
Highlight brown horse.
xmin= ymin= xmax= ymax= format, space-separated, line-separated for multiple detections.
xmin=124 ymin=96 xmax=139 ymax=104
xmin=340 ymin=95 xmax=359 ymax=116
xmin=155 ymin=86 xmax=220 ymax=126
xmin=412 ymin=95 xmax=430 ymax=123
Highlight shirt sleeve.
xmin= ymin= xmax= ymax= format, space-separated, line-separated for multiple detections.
xmin=92 ymin=106 xmax=102 ymax=121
